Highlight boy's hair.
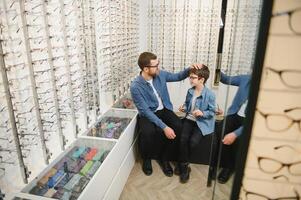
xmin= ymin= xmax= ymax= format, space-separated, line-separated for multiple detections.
xmin=138 ymin=52 xmax=157 ymax=70
xmin=189 ymin=65 xmax=210 ymax=84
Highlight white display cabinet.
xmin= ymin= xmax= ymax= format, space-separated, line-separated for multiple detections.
xmin=103 ymin=138 xmax=137 ymax=200
xmin=112 ymin=93 xmax=136 ymax=110
xmin=13 ymin=108 xmax=139 ymax=200
xmin=79 ymin=108 xmax=138 ymax=199
xmin=13 ymin=138 xmax=116 ymax=200
xmin=80 ymin=108 xmax=138 ymax=145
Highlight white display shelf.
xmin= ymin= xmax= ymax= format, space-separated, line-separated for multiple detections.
xmin=80 ymin=108 xmax=138 ymax=142
xmin=103 ymin=139 xmax=137 ymax=200
xmin=14 ymin=108 xmax=139 ymax=200
xmin=14 ymin=138 xmax=116 ymax=200
xmin=112 ymin=93 xmax=136 ymax=111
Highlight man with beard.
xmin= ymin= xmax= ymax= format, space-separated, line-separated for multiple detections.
xmin=130 ymin=52 xmax=203 ymax=177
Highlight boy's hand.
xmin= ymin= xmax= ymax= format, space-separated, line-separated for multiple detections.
xmin=191 ymin=63 xmax=204 ymax=69
xmin=215 ymin=108 xmax=223 ymax=115
xmin=163 ymin=127 xmax=176 ymax=139
xmin=192 ymin=109 xmax=203 ymax=117
xmin=179 ymin=104 xmax=185 ymax=112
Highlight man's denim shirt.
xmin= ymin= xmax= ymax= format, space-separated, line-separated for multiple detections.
xmin=220 ymin=72 xmax=251 ymax=137
xmin=130 ymin=68 xmax=190 ymax=129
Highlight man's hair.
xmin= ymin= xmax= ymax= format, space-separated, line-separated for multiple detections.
xmin=138 ymin=52 xmax=157 ymax=70
xmin=189 ymin=65 xmax=210 ymax=84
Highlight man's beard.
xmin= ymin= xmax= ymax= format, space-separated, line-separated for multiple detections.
xmin=149 ymin=70 xmax=159 ymax=77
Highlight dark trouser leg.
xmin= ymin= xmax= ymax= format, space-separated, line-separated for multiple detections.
xmin=219 ymin=114 xmax=244 ymax=170
xmin=179 ymin=119 xmax=194 ymax=163
xmin=180 ymin=121 xmax=203 ymax=183
xmin=156 ymin=108 xmax=183 ymax=161
xmin=137 ymin=115 xmax=160 ymax=160
xmin=189 ymin=126 xmax=205 ymax=154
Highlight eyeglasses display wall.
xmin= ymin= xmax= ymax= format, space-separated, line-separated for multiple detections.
xmin=148 ymin=0 xmax=220 ymax=74
xmin=221 ymin=0 xmax=262 ymax=75
xmin=148 ymin=0 xmax=262 ymax=77
xmin=95 ymin=0 xmax=139 ymax=102
xmin=0 ymin=0 xmax=139 ymax=194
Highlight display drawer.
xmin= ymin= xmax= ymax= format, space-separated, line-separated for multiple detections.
xmin=14 ymin=138 xmax=116 ymax=200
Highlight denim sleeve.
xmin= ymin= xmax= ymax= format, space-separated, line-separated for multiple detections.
xmin=161 ymin=67 xmax=190 ymax=82
xmin=130 ymin=85 xmax=167 ymax=129
xmin=220 ymin=72 xmax=241 ymax=86
xmin=234 ymin=126 xmax=243 ymax=137
xmin=201 ymin=93 xmax=216 ymax=119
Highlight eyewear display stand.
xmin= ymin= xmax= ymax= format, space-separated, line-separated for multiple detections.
xmin=13 ymin=108 xmax=138 ymax=200
xmin=112 ymin=92 xmax=136 ymax=111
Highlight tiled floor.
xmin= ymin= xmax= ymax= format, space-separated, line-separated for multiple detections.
xmin=120 ymin=161 xmax=232 ymax=200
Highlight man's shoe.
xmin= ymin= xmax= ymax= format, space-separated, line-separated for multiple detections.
xmin=142 ymin=159 xmax=153 ymax=176
xmin=159 ymin=161 xmax=173 ymax=177
xmin=217 ymin=168 xmax=233 ymax=184
xmin=179 ymin=163 xmax=191 ymax=183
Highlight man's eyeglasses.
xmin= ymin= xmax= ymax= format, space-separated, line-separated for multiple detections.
xmin=147 ymin=61 xmax=160 ymax=68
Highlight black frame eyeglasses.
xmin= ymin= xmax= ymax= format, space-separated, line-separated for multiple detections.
xmin=272 ymin=7 xmax=301 ymax=35
xmin=265 ymin=67 xmax=301 ymax=89
xmin=256 ymin=107 xmax=301 ymax=132
xmin=147 ymin=60 xmax=160 ymax=68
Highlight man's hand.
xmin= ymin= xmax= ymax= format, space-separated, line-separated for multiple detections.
xmin=163 ymin=126 xmax=176 ymax=139
xmin=191 ymin=63 xmax=204 ymax=69
xmin=222 ymin=132 xmax=237 ymax=145
xmin=192 ymin=109 xmax=203 ymax=117
xmin=179 ymin=104 xmax=185 ymax=113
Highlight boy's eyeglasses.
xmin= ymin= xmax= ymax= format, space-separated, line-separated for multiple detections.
xmin=189 ymin=76 xmax=199 ymax=80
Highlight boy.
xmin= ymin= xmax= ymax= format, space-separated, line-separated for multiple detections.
xmin=178 ymin=65 xmax=216 ymax=183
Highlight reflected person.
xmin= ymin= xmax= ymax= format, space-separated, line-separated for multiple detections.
xmin=216 ymin=71 xmax=251 ymax=184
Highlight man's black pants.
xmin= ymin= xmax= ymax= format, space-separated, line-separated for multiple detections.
xmin=137 ymin=108 xmax=182 ymax=161
xmin=214 ymin=114 xmax=244 ymax=170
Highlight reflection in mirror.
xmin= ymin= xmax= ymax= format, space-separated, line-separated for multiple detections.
xmin=210 ymin=0 xmax=263 ymax=199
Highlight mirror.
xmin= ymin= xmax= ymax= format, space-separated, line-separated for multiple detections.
xmin=210 ymin=0 xmax=263 ymax=199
